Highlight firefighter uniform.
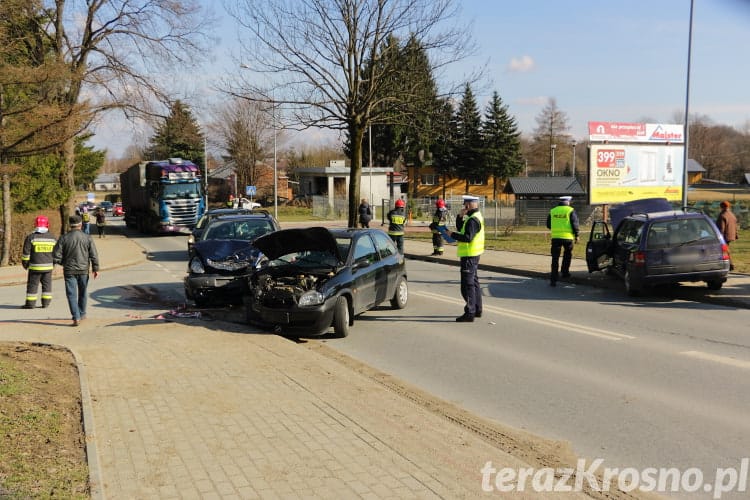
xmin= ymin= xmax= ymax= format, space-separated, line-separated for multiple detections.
xmin=21 ymin=217 xmax=56 ymax=308
xmin=430 ymin=200 xmax=448 ymax=255
xmin=387 ymin=200 xmax=407 ymax=254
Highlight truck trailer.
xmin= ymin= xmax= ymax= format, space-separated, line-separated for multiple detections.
xmin=120 ymin=158 xmax=205 ymax=234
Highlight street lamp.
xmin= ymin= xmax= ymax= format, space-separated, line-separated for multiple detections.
xmin=571 ymin=140 xmax=577 ymax=177
xmin=551 ymin=144 xmax=557 ymax=176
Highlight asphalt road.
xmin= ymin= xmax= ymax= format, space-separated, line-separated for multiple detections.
xmin=92 ymin=221 xmax=750 ymax=498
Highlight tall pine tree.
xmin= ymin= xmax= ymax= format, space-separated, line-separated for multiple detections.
xmin=145 ymin=100 xmax=205 ymax=167
xmin=453 ymin=84 xmax=484 ymax=193
xmin=482 ymin=91 xmax=523 ymax=198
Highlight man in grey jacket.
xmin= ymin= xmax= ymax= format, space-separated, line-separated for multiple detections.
xmin=53 ymin=215 xmax=100 ymax=326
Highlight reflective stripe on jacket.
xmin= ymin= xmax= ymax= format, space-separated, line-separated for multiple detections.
xmin=550 ymin=205 xmax=575 ymax=239
xmin=22 ymin=232 xmax=56 ymax=272
xmin=387 ymin=208 xmax=407 ymax=236
xmin=457 ymin=212 xmax=485 ymax=257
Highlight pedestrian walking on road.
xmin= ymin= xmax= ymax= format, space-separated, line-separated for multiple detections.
xmin=546 ymin=195 xmax=579 ymax=287
xmin=386 ymin=198 xmax=407 ymax=253
xmin=450 ymin=195 xmax=484 ymax=322
xmin=429 ymin=198 xmax=449 ymax=256
xmin=53 ymin=215 xmax=100 ymax=326
xmin=358 ymin=198 xmax=372 ymax=228
xmin=95 ymin=208 xmax=107 ymax=238
xmin=717 ymin=200 xmax=739 ymax=270
xmin=21 ymin=215 xmax=57 ymax=309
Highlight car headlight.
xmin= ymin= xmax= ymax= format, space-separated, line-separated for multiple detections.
xmin=189 ymin=258 xmax=205 ymax=274
xmin=187 ymin=234 xmax=195 ymax=245
xmin=298 ymin=290 xmax=324 ymax=307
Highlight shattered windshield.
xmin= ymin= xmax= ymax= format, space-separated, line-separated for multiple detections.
xmin=203 ymin=219 xmax=275 ymax=241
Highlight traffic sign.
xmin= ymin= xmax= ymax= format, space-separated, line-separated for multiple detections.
xmin=245 ymin=185 xmax=256 ymax=196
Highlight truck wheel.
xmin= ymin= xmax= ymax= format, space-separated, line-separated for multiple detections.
xmin=333 ymin=296 xmax=350 ymax=338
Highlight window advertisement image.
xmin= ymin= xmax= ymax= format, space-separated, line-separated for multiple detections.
xmin=588 ymin=144 xmax=684 ymax=204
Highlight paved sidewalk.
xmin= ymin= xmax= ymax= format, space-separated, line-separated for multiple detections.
xmin=1 ymin=222 xmax=748 ymax=498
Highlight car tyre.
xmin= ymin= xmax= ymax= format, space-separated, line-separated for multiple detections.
xmin=706 ymin=280 xmax=723 ymax=291
xmin=624 ymin=270 xmax=641 ymax=297
xmin=333 ymin=296 xmax=350 ymax=338
xmin=390 ymin=277 xmax=408 ymax=309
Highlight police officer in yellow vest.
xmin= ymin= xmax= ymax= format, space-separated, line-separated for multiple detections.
xmin=450 ymin=195 xmax=484 ymax=322
xmin=546 ymin=195 xmax=579 ymax=287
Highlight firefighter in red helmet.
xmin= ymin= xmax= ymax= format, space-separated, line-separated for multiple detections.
xmin=21 ymin=215 xmax=57 ymax=309
xmin=429 ymin=198 xmax=448 ymax=256
xmin=386 ymin=198 xmax=407 ymax=253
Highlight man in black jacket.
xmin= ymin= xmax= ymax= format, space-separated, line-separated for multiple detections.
xmin=53 ymin=215 xmax=100 ymax=326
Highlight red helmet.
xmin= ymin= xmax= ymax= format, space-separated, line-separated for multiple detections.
xmin=35 ymin=215 xmax=49 ymax=228
xmin=436 ymin=199 xmax=446 ymax=208
xmin=395 ymin=199 xmax=405 ymax=208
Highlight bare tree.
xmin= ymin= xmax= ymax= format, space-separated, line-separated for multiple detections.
xmin=209 ymin=97 xmax=275 ymax=198
xmin=531 ymin=98 xmax=571 ymax=175
xmin=43 ymin=0 xmax=215 ymax=230
xmin=225 ymin=0 xmax=474 ymax=226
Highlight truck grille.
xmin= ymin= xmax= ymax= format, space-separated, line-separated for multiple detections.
xmin=165 ymin=199 xmax=200 ymax=226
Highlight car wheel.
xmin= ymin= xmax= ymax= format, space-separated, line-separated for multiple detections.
xmin=333 ymin=296 xmax=350 ymax=338
xmin=624 ymin=270 xmax=641 ymax=297
xmin=706 ymin=280 xmax=723 ymax=291
xmin=390 ymin=277 xmax=408 ymax=309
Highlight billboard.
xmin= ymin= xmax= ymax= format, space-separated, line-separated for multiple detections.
xmin=588 ymin=143 xmax=684 ymax=204
xmin=588 ymin=122 xmax=684 ymax=143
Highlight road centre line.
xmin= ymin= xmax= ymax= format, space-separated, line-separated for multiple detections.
xmin=680 ymin=351 xmax=750 ymax=370
xmin=414 ymin=290 xmax=635 ymax=342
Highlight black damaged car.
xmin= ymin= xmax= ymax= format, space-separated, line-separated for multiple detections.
xmin=184 ymin=214 xmax=280 ymax=306
xmin=245 ymin=226 xmax=408 ymax=337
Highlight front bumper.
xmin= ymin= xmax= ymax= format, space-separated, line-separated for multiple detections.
xmin=184 ymin=273 xmax=249 ymax=299
xmin=247 ymin=298 xmax=336 ymax=335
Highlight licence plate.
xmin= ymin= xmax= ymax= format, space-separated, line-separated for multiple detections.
xmin=265 ymin=310 xmax=290 ymax=324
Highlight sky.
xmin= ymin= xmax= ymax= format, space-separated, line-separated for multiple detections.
xmin=90 ymin=0 xmax=750 ymax=159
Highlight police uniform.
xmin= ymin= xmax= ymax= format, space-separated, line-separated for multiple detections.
xmin=387 ymin=201 xmax=407 ymax=253
xmin=21 ymin=217 xmax=56 ymax=308
xmin=450 ymin=195 xmax=484 ymax=322
xmin=546 ymin=196 xmax=579 ymax=286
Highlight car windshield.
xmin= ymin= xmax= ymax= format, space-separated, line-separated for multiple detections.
xmin=202 ymin=219 xmax=275 ymax=241
xmin=646 ymin=219 xmax=718 ymax=249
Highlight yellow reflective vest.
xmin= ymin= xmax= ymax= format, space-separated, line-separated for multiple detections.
xmin=456 ymin=212 xmax=485 ymax=257
xmin=550 ymin=205 xmax=575 ymax=239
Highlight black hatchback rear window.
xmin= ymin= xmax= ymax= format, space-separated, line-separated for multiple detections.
xmin=646 ymin=219 xmax=718 ymax=249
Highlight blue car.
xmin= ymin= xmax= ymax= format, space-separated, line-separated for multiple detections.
xmin=586 ymin=198 xmax=730 ymax=296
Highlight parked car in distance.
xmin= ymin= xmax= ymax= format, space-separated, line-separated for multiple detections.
xmin=245 ymin=226 xmax=408 ymax=338
xmin=112 ymin=203 xmax=124 ymax=217
xmin=586 ymin=197 xmax=730 ymax=296
xmin=187 ymin=208 xmax=254 ymax=255
xmin=99 ymin=200 xmax=113 ymax=212
xmin=184 ymin=213 xmax=281 ymax=306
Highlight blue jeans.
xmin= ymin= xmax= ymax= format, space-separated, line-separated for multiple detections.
xmin=64 ymin=274 xmax=89 ymax=320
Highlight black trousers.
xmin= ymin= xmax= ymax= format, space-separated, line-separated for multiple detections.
xmin=432 ymin=232 xmax=444 ymax=253
xmin=460 ymin=256 xmax=482 ymax=316
xmin=26 ymin=271 xmax=53 ymax=306
xmin=390 ymin=234 xmax=404 ymax=254
xmin=550 ymin=238 xmax=574 ymax=282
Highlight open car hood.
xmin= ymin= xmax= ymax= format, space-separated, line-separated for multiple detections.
xmin=193 ymin=239 xmax=260 ymax=261
xmin=609 ymin=198 xmax=674 ymax=229
xmin=253 ymin=226 xmax=341 ymax=261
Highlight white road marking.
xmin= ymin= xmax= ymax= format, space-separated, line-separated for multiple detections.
xmin=680 ymin=351 xmax=750 ymax=370
xmin=414 ymin=290 xmax=635 ymax=341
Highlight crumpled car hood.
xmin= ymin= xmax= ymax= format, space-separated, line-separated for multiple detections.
xmin=193 ymin=239 xmax=261 ymax=270
xmin=253 ymin=226 xmax=341 ymax=261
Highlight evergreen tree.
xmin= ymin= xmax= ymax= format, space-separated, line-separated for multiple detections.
xmin=432 ymin=98 xmax=458 ymax=198
xmin=145 ymin=100 xmax=205 ymax=167
xmin=482 ymin=91 xmax=524 ymax=197
xmin=453 ymin=84 xmax=484 ymax=192
xmin=73 ymin=134 xmax=106 ymax=188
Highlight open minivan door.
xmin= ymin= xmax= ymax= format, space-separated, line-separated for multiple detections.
xmin=586 ymin=221 xmax=613 ymax=272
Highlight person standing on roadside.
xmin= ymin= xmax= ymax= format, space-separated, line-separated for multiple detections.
xmin=429 ymin=198 xmax=449 ymax=256
xmin=386 ymin=198 xmax=407 ymax=253
xmin=95 ymin=208 xmax=107 ymax=238
xmin=450 ymin=195 xmax=484 ymax=322
xmin=717 ymin=200 xmax=739 ymax=270
xmin=21 ymin=216 xmax=57 ymax=309
xmin=546 ymin=195 xmax=579 ymax=287
xmin=358 ymin=198 xmax=372 ymax=228
xmin=80 ymin=206 xmax=91 ymax=234
xmin=53 ymin=215 xmax=100 ymax=327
